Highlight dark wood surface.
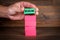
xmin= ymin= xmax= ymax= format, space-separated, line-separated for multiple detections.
xmin=0 ymin=6 xmax=60 ymax=27
xmin=0 ymin=27 xmax=60 ymax=40
xmin=0 ymin=0 xmax=60 ymax=40
xmin=0 ymin=0 xmax=60 ymax=27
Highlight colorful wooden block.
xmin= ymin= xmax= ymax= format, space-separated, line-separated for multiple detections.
xmin=24 ymin=8 xmax=35 ymax=14
xmin=24 ymin=8 xmax=36 ymax=37
xmin=25 ymin=15 xmax=36 ymax=36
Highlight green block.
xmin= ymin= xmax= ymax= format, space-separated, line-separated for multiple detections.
xmin=24 ymin=8 xmax=35 ymax=14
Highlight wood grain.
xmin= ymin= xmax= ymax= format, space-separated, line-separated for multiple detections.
xmin=0 ymin=0 xmax=55 ymax=6
xmin=0 ymin=0 xmax=60 ymax=27
xmin=0 ymin=0 xmax=60 ymax=40
xmin=0 ymin=6 xmax=60 ymax=27
xmin=0 ymin=27 xmax=60 ymax=40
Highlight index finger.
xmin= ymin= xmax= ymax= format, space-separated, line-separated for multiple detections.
xmin=20 ymin=2 xmax=39 ymax=15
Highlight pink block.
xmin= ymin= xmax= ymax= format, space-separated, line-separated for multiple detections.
xmin=25 ymin=15 xmax=36 ymax=36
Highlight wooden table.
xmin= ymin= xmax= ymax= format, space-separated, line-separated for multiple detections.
xmin=0 ymin=0 xmax=60 ymax=40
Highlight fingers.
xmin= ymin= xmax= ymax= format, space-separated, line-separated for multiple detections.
xmin=8 ymin=13 xmax=24 ymax=20
xmin=20 ymin=2 xmax=39 ymax=15
xmin=14 ymin=2 xmax=24 ymax=12
xmin=8 ymin=2 xmax=24 ymax=15
xmin=8 ymin=2 xmax=39 ymax=15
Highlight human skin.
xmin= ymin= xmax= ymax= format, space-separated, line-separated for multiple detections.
xmin=0 ymin=2 xmax=39 ymax=20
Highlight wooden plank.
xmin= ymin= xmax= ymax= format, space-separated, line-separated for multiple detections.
xmin=53 ymin=0 xmax=60 ymax=6
xmin=37 ymin=6 xmax=60 ymax=27
xmin=0 ymin=0 xmax=53 ymax=6
xmin=0 ymin=27 xmax=60 ymax=40
xmin=0 ymin=0 xmax=60 ymax=6
xmin=0 ymin=6 xmax=60 ymax=27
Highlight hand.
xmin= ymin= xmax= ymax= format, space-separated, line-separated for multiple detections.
xmin=8 ymin=1 xmax=39 ymax=20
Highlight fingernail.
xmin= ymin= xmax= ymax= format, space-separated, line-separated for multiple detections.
xmin=36 ymin=8 xmax=39 ymax=11
xmin=36 ymin=12 xmax=39 ymax=15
